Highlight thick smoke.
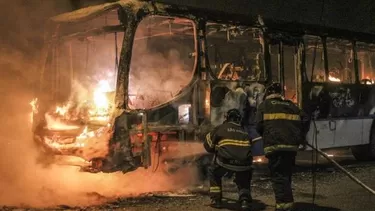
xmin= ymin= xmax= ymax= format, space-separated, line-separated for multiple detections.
xmin=0 ymin=1 xmax=201 ymax=208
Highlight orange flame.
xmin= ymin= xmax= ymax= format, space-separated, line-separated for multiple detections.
xmin=55 ymin=104 xmax=70 ymax=116
xmin=44 ymin=114 xmax=79 ymax=131
xmin=29 ymin=98 xmax=38 ymax=124
xmin=328 ymin=75 xmax=341 ymax=82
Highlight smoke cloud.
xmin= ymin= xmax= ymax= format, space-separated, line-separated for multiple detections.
xmin=128 ymin=16 xmax=196 ymax=109
xmin=0 ymin=1 xmax=202 ymax=208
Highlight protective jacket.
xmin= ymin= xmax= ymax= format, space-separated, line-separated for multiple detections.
xmin=255 ymin=94 xmax=310 ymax=155
xmin=204 ymin=121 xmax=252 ymax=171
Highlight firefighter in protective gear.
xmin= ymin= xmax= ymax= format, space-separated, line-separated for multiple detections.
xmin=204 ymin=109 xmax=253 ymax=210
xmin=255 ymin=83 xmax=310 ymax=211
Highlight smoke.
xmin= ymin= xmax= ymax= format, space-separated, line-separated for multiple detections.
xmin=128 ymin=16 xmax=196 ymax=109
xmin=0 ymin=1 xmax=202 ymax=208
xmin=0 ymin=77 xmax=201 ymax=209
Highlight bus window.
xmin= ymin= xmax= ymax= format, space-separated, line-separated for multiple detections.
xmin=206 ymin=23 xmax=265 ymax=81
xmin=356 ymin=41 xmax=375 ymax=84
xmin=326 ymin=38 xmax=356 ymax=84
xmin=270 ymin=45 xmax=279 ymax=82
xmin=129 ymin=16 xmax=196 ymax=109
xmin=284 ymin=45 xmax=297 ymax=102
xmin=39 ymin=9 xmax=124 ymax=126
xmin=304 ymin=35 xmax=325 ymax=82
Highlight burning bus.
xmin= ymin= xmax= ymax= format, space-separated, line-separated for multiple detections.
xmin=30 ymin=0 xmax=375 ymax=174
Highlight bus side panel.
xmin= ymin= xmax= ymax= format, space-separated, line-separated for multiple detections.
xmin=334 ymin=119 xmax=363 ymax=146
xmin=362 ymin=118 xmax=372 ymax=145
xmin=306 ymin=120 xmax=335 ymax=149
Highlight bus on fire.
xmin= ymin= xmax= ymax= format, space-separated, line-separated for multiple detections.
xmin=30 ymin=0 xmax=375 ymax=174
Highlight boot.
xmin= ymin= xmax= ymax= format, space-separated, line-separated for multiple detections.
xmin=210 ymin=198 xmax=222 ymax=209
xmin=240 ymin=200 xmax=251 ymax=210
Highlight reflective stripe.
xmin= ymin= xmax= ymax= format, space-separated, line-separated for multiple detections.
xmin=209 ymin=186 xmax=221 ymax=193
xmin=276 ymin=202 xmax=293 ymax=209
xmin=206 ymin=133 xmax=213 ymax=147
xmin=218 ymin=139 xmax=250 ymax=147
xmin=216 ymin=159 xmax=252 ymax=171
xmin=253 ymin=137 xmax=262 ymax=141
xmin=264 ymin=145 xmax=298 ymax=154
xmin=263 ymin=113 xmax=300 ymax=121
xmin=252 ymin=136 xmax=262 ymax=143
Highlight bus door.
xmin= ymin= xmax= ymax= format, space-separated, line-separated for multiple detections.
xmin=266 ymin=32 xmax=303 ymax=104
xmin=303 ymin=36 xmax=364 ymax=149
xmin=354 ymin=41 xmax=375 ymax=146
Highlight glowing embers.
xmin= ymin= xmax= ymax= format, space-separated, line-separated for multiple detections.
xmin=361 ymin=76 xmax=375 ymax=85
xmin=253 ymin=156 xmax=266 ymax=163
xmin=328 ymin=75 xmax=341 ymax=82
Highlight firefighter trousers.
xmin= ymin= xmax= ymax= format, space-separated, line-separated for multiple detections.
xmin=208 ymin=164 xmax=252 ymax=202
xmin=267 ymin=151 xmax=297 ymax=210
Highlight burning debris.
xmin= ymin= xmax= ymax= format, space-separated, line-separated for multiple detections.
xmin=31 ymin=79 xmax=115 ymax=166
xmin=44 ymin=79 xmax=114 ymax=128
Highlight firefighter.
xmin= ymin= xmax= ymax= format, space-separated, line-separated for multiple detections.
xmin=255 ymin=83 xmax=310 ymax=211
xmin=203 ymin=109 xmax=253 ymax=210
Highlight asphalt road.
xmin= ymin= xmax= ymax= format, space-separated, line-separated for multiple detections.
xmin=1 ymin=150 xmax=374 ymax=211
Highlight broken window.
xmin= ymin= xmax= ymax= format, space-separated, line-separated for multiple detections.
xmin=206 ymin=23 xmax=265 ymax=81
xmin=283 ymin=45 xmax=297 ymax=102
xmin=304 ymin=35 xmax=325 ymax=82
xmin=269 ymin=45 xmax=280 ymax=82
xmin=326 ymin=38 xmax=356 ymax=84
xmin=356 ymin=41 xmax=375 ymax=84
xmin=33 ymin=9 xmax=124 ymax=161
xmin=41 ymin=9 xmax=124 ymax=128
xmin=128 ymin=16 xmax=196 ymax=109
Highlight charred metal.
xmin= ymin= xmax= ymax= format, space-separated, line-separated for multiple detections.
xmin=30 ymin=0 xmax=375 ymax=174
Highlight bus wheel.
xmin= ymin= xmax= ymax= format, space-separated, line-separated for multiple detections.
xmin=351 ymin=131 xmax=375 ymax=161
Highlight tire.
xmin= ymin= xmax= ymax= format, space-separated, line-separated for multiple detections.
xmin=351 ymin=126 xmax=375 ymax=161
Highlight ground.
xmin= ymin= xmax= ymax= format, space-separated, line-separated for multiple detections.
xmin=1 ymin=151 xmax=375 ymax=211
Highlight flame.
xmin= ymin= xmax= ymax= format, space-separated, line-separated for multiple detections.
xmin=253 ymin=156 xmax=265 ymax=163
xmin=28 ymin=79 xmax=115 ymax=162
xmin=88 ymin=80 xmax=112 ymax=122
xmin=45 ymin=114 xmax=80 ymax=130
xmin=45 ymin=79 xmax=114 ymax=128
xmin=55 ymin=104 xmax=70 ymax=116
xmin=29 ymin=98 xmax=38 ymax=124
xmin=254 ymin=157 xmax=263 ymax=163
xmin=362 ymin=76 xmax=374 ymax=85
xmin=30 ymin=98 xmax=38 ymax=113
xmin=76 ymin=126 xmax=95 ymax=140
xmin=328 ymin=75 xmax=341 ymax=82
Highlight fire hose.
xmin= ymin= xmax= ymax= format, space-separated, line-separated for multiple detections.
xmin=306 ymin=142 xmax=375 ymax=195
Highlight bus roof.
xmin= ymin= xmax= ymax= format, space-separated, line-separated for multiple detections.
xmin=50 ymin=0 xmax=375 ymax=43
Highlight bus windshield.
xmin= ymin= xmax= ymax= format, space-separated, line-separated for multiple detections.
xmin=128 ymin=16 xmax=197 ymax=109
xmin=39 ymin=9 xmax=123 ymax=129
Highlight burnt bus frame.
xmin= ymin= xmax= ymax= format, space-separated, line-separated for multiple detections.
xmin=113 ymin=4 xmax=276 ymax=168
xmin=37 ymin=0 xmax=375 ymax=170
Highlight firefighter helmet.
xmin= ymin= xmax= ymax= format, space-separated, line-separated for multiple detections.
xmin=225 ymin=108 xmax=242 ymax=123
xmin=265 ymin=82 xmax=282 ymax=97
